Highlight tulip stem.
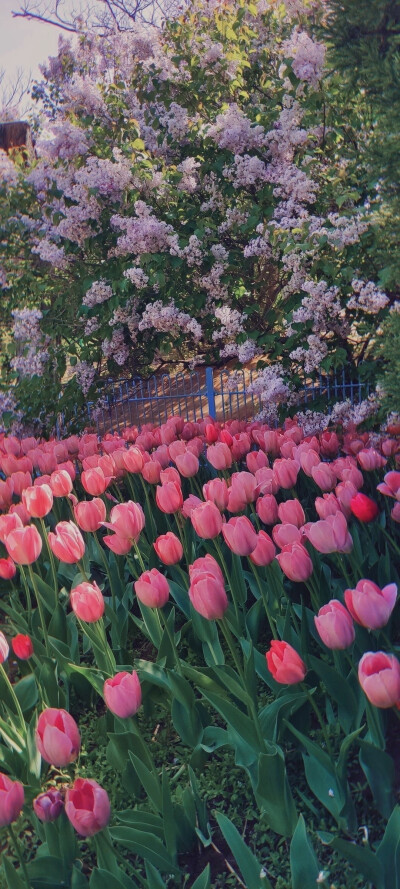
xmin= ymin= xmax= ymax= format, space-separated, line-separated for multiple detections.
xmin=138 ymin=475 xmax=157 ymax=541
xmin=19 ymin=566 xmax=32 ymax=625
xmin=301 ymin=683 xmax=334 ymax=758
xmin=93 ymin=531 xmax=116 ymax=613
xmin=335 ymin=554 xmax=352 ymax=589
xmin=132 ymin=541 xmax=146 ymax=574
xmin=219 ymin=618 xmax=266 ymax=752
xmin=159 ymin=608 xmax=182 ymax=674
xmin=214 ymin=538 xmax=240 ymax=625
xmin=7 ymin=824 xmax=31 ymax=889
xmin=27 ymin=566 xmax=50 ymax=657
xmin=39 ymin=518 xmax=58 ymax=605
xmin=249 ymin=563 xmax=278 ymax=639
xmin=380 ymin=526 xmax=400 ymax=559
xmin=174 ymin=512 xmax=190 ymax=565
xmin=191 ymin=475 xmax=204 ymax=501
xmin=0 ymin=662 xmax=26 ymax=734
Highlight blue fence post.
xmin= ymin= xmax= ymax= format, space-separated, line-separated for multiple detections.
xmin=205 ymin=366 xmax=216 ymax=418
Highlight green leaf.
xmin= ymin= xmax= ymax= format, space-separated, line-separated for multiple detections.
xmin=290 ymin=816 xmax=319 ymax=889
xmin=2 ymin=856 xmax=27 ymax=889
xmin=109 ymin=826 xmax=180 ymax=875
xmin=27 ymin=855 xmax=70 ymax=887
xmin=376 ymin=805 xmax=400 ymax=888
xmin=215 ymin=811 xmax=272 ymax=889
xmin=90 ymin=869 xmax=137 ymax=889
xmin=359 ymin=741 xmax=395 ymax=819
xmin=255 ymin=744 xmax=298 ymax=836
xmin=308 ymin=655 xmax=357 ymax=732
xmin=190 ymin=865 xmax=211 ymax=889
xmin=14 ymin=674 xmax=38 ymax=712
xmin=162 ymin=768 xmax=177 ymax=860
xmin=327 ymin=837 xmax=384 ymax=889
xmin=128 ymin=751 xmax=162 ymax=812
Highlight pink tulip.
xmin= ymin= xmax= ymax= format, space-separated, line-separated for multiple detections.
xmin=0 ymin=478 xmax=14 ymax=510
xmin=263 ymin=430 xmax=280 ymax=456
xmin=246 ymin=450 xmax=268 ymax=473
xmin=74 ymin=498 xmax=106 ymax=532
xmin=341 ymin=465 xmax=364 ymax=489
xmin=81 ymin=467 xmax=110 ymax=496
xmin=154 ymin=532 xmax=183 ymax=565
xmin=36 ymin=708 xmax=80 ymax=767
xmin=256 ymin=494 xmax=279 ymax=525
xmin=311 ymin=462 xmax=337 ymax=492
xmin=277 ymin=499 xmax=305 ymax=528
xmin=335 ymin=480 xmax=358 ymax=518
xmin=156 ymin=482 xmax=183 ymax=514
xmin=160 ymin=467 xmax=181 ymax=487
xmin=266 ymin=640 xmax=307 ymax=684
xmin=344 ymin=579 xmax=397 ymax=629
xmin=191 ymin=501 xmax=223 ymax=539
xmin=65 ymin=778 xmax=110 ymax=836
xmin=48 ymin=522 xmax=85 ymax=563
xmin=102 ymin=501 xmax=145 ymax=542
xmin=182 ymin=494 xmax=202 ymax=518
xmin=70 ymin=581 xmax=105 ymax=622
xmin=299 ymin=449 xmax=320 ymax=476
xmin=5 ymin=525 xmax=42 ymax=565
xmin=203 ymin=478 xmax=229 ymax=512
xmin=103 ymin=534 xmax=132 ymax=555
xmin=249 ymin=531 xmax=276 ymax=566
xmin=10 ymin=471 xmax=32 ymax=498
xmin=230 ymin=472 xmax=258 ymax=504
xmin=49 ymin=470 xmax=73 ymax=497
xmin=377 ymin=471 xmax=400 ymax=501
xmin=0 ymin=512 xmax=22 ymax=544
xmin=255 ymin=467 xmax=279 ymax=496
xmin=104 ymin=670 xmax=142 ymax=718
xmin=320 ymin=431 xmax=340 ymax=457
xmin=33 ymin=790 xmax=63 ymax=822
xmin=122 ymin=447 xmax=144 ymax=474
xmin=305 ymin=512 xmax=352 ymax=554
xmin=272 ymin=523 xmax=302 ymax=549
xmin=0 ymin=774 xmax=24 ymax=827
xmin=315 ymin=493 xmax=341 ymax=519
xmin=9 ymin=502 xmax=30 ymax=525
xmin=273 ymin=459 xmax=299 ymax=489
xmin=0 ymin=558 xmax=16 ymax=580
xmin=175 ymin=451 xmax=199 ymax=478
xmin=381 ymin=439 xmax=399 ymax=457
xmin=134 ymin=569 xmax=169 ymax=608
xmin=22 ymin=484 xmax=53 ymax=518
xmin=276 ymin=542 xmax=313 ymax=582
xmin=206 ymin=443 xmax=232 ymax=471
xmin=58 ymin=461 xmax=76 ymax=482
xmin=358 ymin=652 xmax=400 ymax=708
xmin=391 ymin=502 xmax=400 ymax=523
xmin=314 ymin=600 xmax=355 ymax=649
xmin=0 ymin=632 xmax=9 ymax=663
xmin=357 ymin=449 xmax=387 ymax=471
xmin=222 ymin=516 xmax=258 ymax=556
xmin=189 ymin=562 xmax=228 ymax=620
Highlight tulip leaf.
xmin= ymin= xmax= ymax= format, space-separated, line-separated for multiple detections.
xmin=90 ymin=869 xmax=137 ymax=889
xmin=30 ymin=572 xmax=57 ymax=613
xmin=144 ymin=863 xmax=168 ymax=889
xmin=290 ymin=815 xmax=319 ymax=889
xmin=116 ymin=810 xmax=164 ymax=838
xmin=13 ymin=674 xmax=38 ymax=712
xmin=2 ymin=857 xmax=27 ymax=889
xmin=200 ymin=689 xmax=261 ymax=751
xmin=325 ymin=837 xmax=385 ymax=889
xmin=308 ymin=655 xmax=357 ymax=733
xmin=255 ymin=744 xmax=298 ymax=836
xmin=376 ymin=804 xmax=400 ymax=888
xmin=128 ymin=752 xmax=163 ymax=812
xmin=190 ymin=864 xmax=211 ymax=889
xmin=259 ymin=692 xmax=308 ymax=742
xmin=359 ymin=740 xmax=395 ymax=819
xmin=215 ymin=811 xmax=272 ymax=889
xmin=26 ymin=855 xmax=70 ymax=887
xmin=109 ymin=826 xmax=180 ymax=875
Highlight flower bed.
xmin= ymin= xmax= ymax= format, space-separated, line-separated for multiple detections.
xmin=0 ymin=415 xmax=399 ymax=889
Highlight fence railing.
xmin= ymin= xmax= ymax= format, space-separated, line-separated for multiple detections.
xmin=81 ymin=366 xmax=371 ymax=436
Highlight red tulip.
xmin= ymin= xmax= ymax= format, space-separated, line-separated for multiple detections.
xmin=266 ymin=640 xmax=306 ymax=684
xmin=12 ymin=634 xmax=33 ymax=659
xmin=104 ymin=670 xmax=142 ymax=718
xmin=0 ymin=558 xmax=16 ymax=579
xmin=350 ymin=493 xmax=379 ymax=523
xmin=65 ymin=778 xmax=110 ymax=837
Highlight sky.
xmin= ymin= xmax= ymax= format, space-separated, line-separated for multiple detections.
xmin=0 ymin=0 xmax=62 ymax=106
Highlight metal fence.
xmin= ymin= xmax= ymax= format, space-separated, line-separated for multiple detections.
xmin=82 ymin=366 xmax=371 ymax=435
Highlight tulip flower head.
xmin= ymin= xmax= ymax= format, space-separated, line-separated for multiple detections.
xmin=33 ymin=790 xmax=63 ymax=822
xmin=36 ymin=708 xmax=81 ymax=767
xmin=0 ymin=773 xmax=24 ymax=827
xmin=266 ymin=640 xmax=307 ymax=684
xmin=104 ymin=670 xmax=142 ymax=718
xmin=12 ymin=634 xmax=33 ymax=660
xmin=358 ymin=651 xmax=400 ymax=708
xmin=350 ymin=493 xmax=379 ymax=523
xmin=70 ymin=581 xmax=105 ymax=622
xmin=65 ymin=778 xmax=110 ymax=836
xmin=314 ymin=600 xmax=355 ymax=649
xmin=344 ymin=579 xmax=397 ymax=630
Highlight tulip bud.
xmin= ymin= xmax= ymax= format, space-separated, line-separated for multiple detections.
xmin=36 ymin=708 xmax=80 ymax=767
xmin=12 ymin=634 xmax=33 ymax=660
xmin=33 ymin=790 xmax=63 ymax=822
xmin=49 ymin=470 xmax=73 ymax=497
xmin=153 ymin=532 xmax=183 ymax=565
xmin=70 ymin=581 xmax=105 ymax=622
xmin=358 ymin=651 xmax=400 ymax=708
xmin=0 ymin=773 xmax=24 ymax=827
xmin=350 ymin=493 xmax=380 ymax=523
xmin=134 ymin=569 xmax=169 ymax=608
xmin=0 ymin=558 xmax=16 ymax=580
xmin=344 ymin=579 xmax=397 ymax=629
xmin=48 ymin=521 xmax=85 ymax=563
xmin=104 ymin=670 xmax=142 ymax=719
xmin=266 ymin=640 xmax=306 ymax=684
xmin=314 ymin=600 xmax=355 ymax=649
xmin=5 ymin=525 xmax=42 ymax=565
xmin=74 ymin=498 xmax=106 ymax=532
xmin=22 ymin=484 xmax=53 ymax=518
xmin=191 ymin=501 xmax=223 ymax=539
xmin=222 ymin=516 xmax=258 ymax=556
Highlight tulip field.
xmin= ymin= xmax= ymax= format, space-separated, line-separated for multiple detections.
xmin=0 ymin=415 xmax=399 ymax=889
